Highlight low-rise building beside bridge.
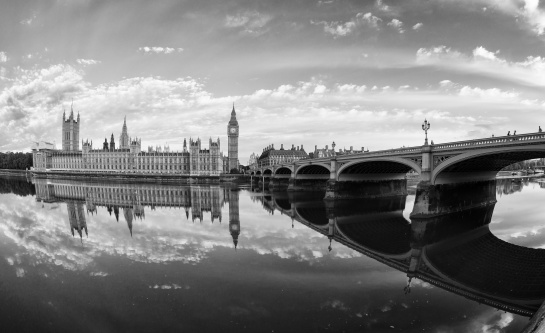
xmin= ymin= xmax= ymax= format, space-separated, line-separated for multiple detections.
xmin=257 ymin=144 xmax=308 ymax=167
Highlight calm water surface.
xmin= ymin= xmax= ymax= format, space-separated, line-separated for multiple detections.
xmin=0 ymin=176 xmax=544 ymax=333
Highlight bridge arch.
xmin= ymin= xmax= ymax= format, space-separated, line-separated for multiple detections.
xmin=432 ymin=146 xmax=545 ymax=184
xmin=255 ymin=170 xmax=262 ymax=175
xmin=295 ymin=163 xmax=330 ymax=180
xmin=423 ymin=226 xmax=545 ymax=309
xmin=294 ymin=206 xmax=328 ymax=228
xmin=335 ymin=216 xmax=412 ymax=258
xmin=263 ymin=169 xmax=273 ymax=176
xmin=336 ymin=157 xmax=421 ymax=181
xmin=274 ymin=167 xmax=292 ymax=176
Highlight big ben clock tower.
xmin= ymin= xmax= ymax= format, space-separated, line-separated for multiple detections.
xmin=227 ymin=103 xmax=239 ymax=172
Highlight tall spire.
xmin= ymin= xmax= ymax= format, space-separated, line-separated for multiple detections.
xmin=229 ymin=103 xmax=238 ymax=125
xmin=70 ymin=98 xmax=74 ymax=118
xmin=120 ymin=116 xmax=129 ymax=149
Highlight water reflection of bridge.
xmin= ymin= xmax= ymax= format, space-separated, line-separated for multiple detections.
xmin=32 ymin=178 xmax=240 ymax=245
xmin=252 ymin=188 xmax=545 ymax=317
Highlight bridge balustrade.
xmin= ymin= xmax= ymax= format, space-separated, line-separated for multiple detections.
xmin=434 ymin=133 xmax=545 ymax=150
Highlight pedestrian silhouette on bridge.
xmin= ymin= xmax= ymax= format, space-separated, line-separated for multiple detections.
xmin=507 ymin=131 xmax=510 ymax=136
xmin=540 ymin=126 xmax=542 ymax=132
xmin=514 ymin=130 xmax=517 ymax=135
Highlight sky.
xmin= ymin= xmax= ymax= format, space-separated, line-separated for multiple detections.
xmin=1 ymin=0 xmax=545 ymax=162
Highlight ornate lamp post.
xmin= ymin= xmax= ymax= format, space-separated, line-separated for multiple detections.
xmin=422 ymin=119 xmax=431 ymax=146
xmin=332 ymin=141 xmax=336 ymax=156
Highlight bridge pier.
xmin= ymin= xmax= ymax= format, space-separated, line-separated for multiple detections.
xmin=268 ymin=177 xmax=290 ymax=191
xmin=287 ymin=178 xmax=328 ymax=192
xmin=324 ymin=179 xmax=408 ymax=200
xmin=410 ymin=180 xmax=497 ymax=218
xmin=257 ymin=176 xmax=271 ymax=188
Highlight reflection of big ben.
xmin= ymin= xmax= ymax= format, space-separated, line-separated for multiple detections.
xmin=229 ymin=189 xmax=240 ymax=249
xmin=227 ymin=104 xmax=239 ymax=172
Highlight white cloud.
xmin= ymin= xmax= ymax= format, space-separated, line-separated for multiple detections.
xmin=416 ymin=45 xmax=545 ymax=87
xmin=225 ymin=10 xmax=272 ymax=36
xmin=458 ymin=86 xmax=519 ymax=99
xmin=0 ymin=52 xmax=7 ymax=63
xmin=521 ymin=0 xmax=545 ymax=35
xmin=76 ymin=59 xmax=101 ymax=66
xmin=472 ymin=46 xmax=501 ymax=62
xmin=375 ymin=0 xmax=390 ymax=12
xmin=20 ymin=14 xmax=36 ymax=26
xmin=442 ymin=0 xmax=545 ymax=35
xmin=138 ymin=47 xmax=184 ymax=54
xmin=416 ymin=45 xmax=463 ymax=62
xmin=311 ymin=12 xmax=383 ymax=38
xmin=412 ymin=22 xmax=423 ymax=30
xmin=387 ymin=18 xmax=405 ymax=33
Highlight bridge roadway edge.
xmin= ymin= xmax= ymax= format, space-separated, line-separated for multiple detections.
xmin=524 ymin=301 xmax=545 ymax=333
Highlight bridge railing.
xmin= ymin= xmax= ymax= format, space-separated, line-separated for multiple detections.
xmin=433 ymin=132 xmax=545 ymax=150
xmin=270 ymin=132 xmax=545 ymax=168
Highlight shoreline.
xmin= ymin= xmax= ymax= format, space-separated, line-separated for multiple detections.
xmin=25 ymin=170 xmax=251 ymax=184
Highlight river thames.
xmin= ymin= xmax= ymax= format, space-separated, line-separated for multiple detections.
xmin=0 ymin=175 xmax=544 ymax=332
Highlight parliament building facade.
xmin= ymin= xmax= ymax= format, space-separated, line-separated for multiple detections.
xmin=32 ymin=105 xmax=240 ymax=176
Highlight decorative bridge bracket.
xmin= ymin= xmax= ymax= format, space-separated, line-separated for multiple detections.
xmin=433 ymin=155 xmax=454 ymax=167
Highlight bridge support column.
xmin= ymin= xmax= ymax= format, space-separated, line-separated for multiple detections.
xmin=258 ymin=176 xmax=270 ymax=189
xmin=410 ymin=180 xmax=497 ymax=218
xmin=324 ymin=179 xmax=408 ymax=200
xmin=420 ymin=144 xmax=432 ymax=183
xmin=268 ymin=177 xmax=290 ymax=191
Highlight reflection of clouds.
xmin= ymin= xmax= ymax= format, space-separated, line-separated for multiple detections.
xmin=321 ymin=299 xmax=350 ymax=312
xmin=478 ymin=311 xmax=514 ymax=333
xmin=0 ymin=189 xmax=361 ymax=277
xmin=149 ymin=284 xmax=188 ymax=290
xmin=490 ymin=184 xmax=545 ymax=248
xmin=411 ymin=279 xmax=433 ymax=289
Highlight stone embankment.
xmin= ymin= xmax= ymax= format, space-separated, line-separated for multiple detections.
xmin=0 ymin=169 xmax=31 ymax=176
xmin=30 ymin=170 xmax=250 ymax=184
xmin=28 ymin=170 xmax=250 ymax=184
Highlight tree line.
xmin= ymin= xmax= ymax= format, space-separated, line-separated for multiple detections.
xmin=0 ymin=152 xmax=33 ymax=170
xmin=0 ymin=177 xmax=36 ymax=196
xmin=501 ymin=158 xmax=545 ymax=171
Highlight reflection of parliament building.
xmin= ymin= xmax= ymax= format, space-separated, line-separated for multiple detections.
xmin=31 ymin=104 xmax=240 ymax=176
xmin=34 ymin=179 xmax=241 ymax=247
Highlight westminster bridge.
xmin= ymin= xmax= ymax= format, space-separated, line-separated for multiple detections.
xmin=251 ymin=185 xmax=545 ymax=319
xmin=250 ymin=131 xmax=545 ymax=199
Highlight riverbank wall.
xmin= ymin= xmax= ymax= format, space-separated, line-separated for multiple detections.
xmin=0 ymin=169 xmax=31 ymax=177
xmin=29 ymin=170 xmax=251 ymax=185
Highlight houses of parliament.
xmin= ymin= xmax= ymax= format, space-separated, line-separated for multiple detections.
xmin=31 ymin=104 xmax=240 ymax=175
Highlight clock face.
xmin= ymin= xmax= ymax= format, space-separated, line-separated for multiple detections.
xmin=230 ymin=127 xmax=237 ymax=134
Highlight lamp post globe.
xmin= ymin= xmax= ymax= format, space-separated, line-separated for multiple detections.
xmin=422 ymin=119 xmax=431 ymax=145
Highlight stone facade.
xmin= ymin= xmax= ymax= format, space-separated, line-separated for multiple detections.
xmin=257 ymin=144 xmax=308 ymax=167
xmin=32 ymin=107 xmax=235 ymax=176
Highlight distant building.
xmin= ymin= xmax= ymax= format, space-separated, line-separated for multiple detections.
xmin=257 ymin=144 xmax=308 ymax=167
xmin=312 ymin=144 xmax=367 ymax=158
xmin=248 ymin=153 xmax=258 ymax=172
xmin=32 ymin=105 xmax=238 ymax=176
